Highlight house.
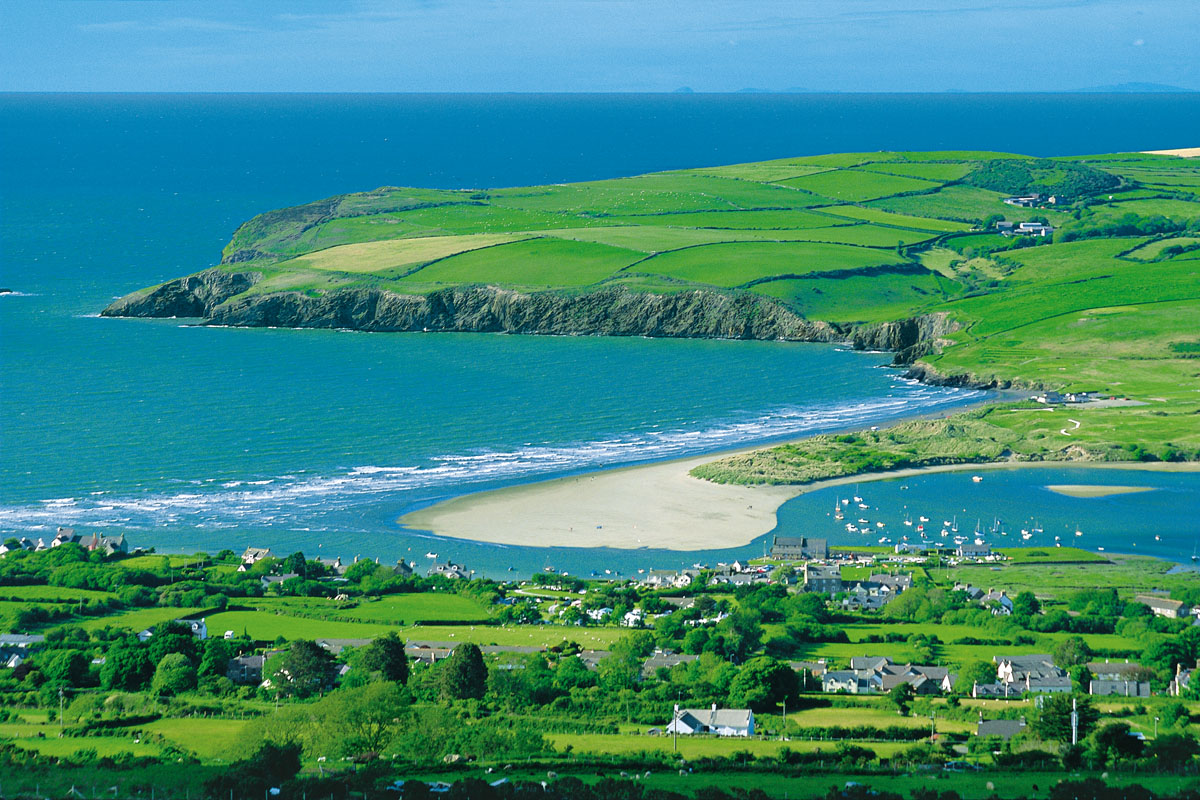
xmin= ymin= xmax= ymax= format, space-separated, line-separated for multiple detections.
xmin=667 ymin=704 xmax=754 ymax=737
xmin=981 ymin=588 xmax=1014 ymax=615
xmin=957 ymin=542 xmax=992 ymax=558
xmin=708 ymin=572 xmax=762 ymax=587
xmin=870 ymin=573 xmax=912 ymax=592
xmin=392 ymin=560 xmax=414 ymax=577
xmin=1002 ymin=193 xmax=1042 ymax=208
xmin=641 ymin=650 xmax=698 ymax=679
xmin=803 ymin=564 xmax=843 ymax=594
xmin=1087 ymin=661 xmax=1152 ymax=682
xmin=823 ymin=670 xmax=871 ymax=694
xmin=0 ymin=634 xmax=45 ymax=669
xmin=261 ymin=572 xmax=299 ymax=590
xmin=316 ymin=638 xmax=372 ymax=656
xmin=976 ymin=718 xmax=1027 ymax=741
xmin=843 ymin=657 xmax=953 ymax=695
xmin=227 ymin=655 xmax=265 ymax=685
xmin=994 ymin=655 xmax=1071 ymax=693
xmin=1090 ymin=679 xmax=1151 ymax=697
xmin=1169 ymin=663 xmax=1195 ymax=697
xmin=770 ymin=536 xmax=829 ymax=560
xmin=238 ymin=547 xmax=274 ymax=572
xmin=315 ymin=556 xmax=348 ymax=576
xmin=954 ymin=582 xmax=984 ymax=600
xmin=1003 ymin=221 xmax=1053 ymax=237
xmin=51 ymin=527 xmax=79 ymax=547
xmin=180 ymin=618 xmax=208 ymax=640
xmin=972 ymin=682 xmax=1021 ymax=699
xmin=77 ymin=533 xmax=128 ymax=556
xmin=427 ymin=562 xmax=473 ymax=580
xmin=1135 ymin=594 xmax=1188 ymax=619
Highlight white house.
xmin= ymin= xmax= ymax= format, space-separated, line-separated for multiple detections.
xmin=667 ymin=704 xmax=754 ymax=737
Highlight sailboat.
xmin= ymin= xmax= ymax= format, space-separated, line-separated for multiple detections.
xmin=1191 ymin=541 xmax=1198 ymax=563
xmin=834 ymin=501 xmax=844 ymax=521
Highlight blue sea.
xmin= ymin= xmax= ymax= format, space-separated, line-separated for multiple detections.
xmin=2 ymin=93 xmax=1199 ymax=576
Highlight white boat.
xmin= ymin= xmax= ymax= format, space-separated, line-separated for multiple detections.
xmin=1075 ymin=530 xmax=1082 ymax=537
xmin=878 ymin=537 xmax=891 ymax=544
xmin=1021 ymin=532 xmax=1033 ymax=540
xmin=425 ymin=552 xmax=438 ymax=559
xmin=858 ymin=503 xmax=870 ymax=510
xmin=858 ymin=518 xmax=870 ymax=524
xmin=952 ymin=516 xmax=959 ymax=533
xmin=876 ymin=521 xmax=886 ymax=528
xmin=842 ymin=498 xmax=850 ymax=506
xmin=846 ymin=524 xmax=859 ymax=533
xmin=919 ymin=516 xmax=929 ymax=523
xmin=972 ymin=475 xmax=982 ymax=483
xmin=974 ymin=537 xmax=985 ymax=546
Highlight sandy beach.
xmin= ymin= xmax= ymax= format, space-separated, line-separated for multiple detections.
xmin=1142 ymin=147 xmax=1200 ymax=158
xmin=400 ymin=447 xmax=1200 ymax=551
xmin=1045 ymin=484 xmax=1155 ymax=498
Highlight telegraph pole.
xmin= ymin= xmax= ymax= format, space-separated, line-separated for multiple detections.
xmin=1070 ymin=697 xmax=1078 ymax=746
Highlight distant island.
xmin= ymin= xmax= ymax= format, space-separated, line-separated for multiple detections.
xmin=105 ymin=148 xmax=1200 ymax=492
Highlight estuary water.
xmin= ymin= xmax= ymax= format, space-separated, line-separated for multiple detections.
xmin=3 ymin=93 xmax=1199 ymax=576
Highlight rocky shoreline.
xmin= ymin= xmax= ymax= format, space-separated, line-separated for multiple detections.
xmin=101 ymin=267 xmax=984 ymax=383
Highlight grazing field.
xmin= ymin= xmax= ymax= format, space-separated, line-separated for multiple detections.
xmin=277 ymin=233 xmax=532 ymax=273
xmin=1124 ymin=235 xmax=1200 ymax=260
xmin=398 ymin=238 xmax=644 ymax=288
xmin=751 ymin=271 xmax=959 ymax=324
xmin=76 ymin=606 xmax=206 ymax=632
xmin=142 ymin=717 xmax=249 ymax=760
xmin=639 ymin=241 xmax=904 ymax=287
xmin=817 ymin=204 xmax=974 ymax=232
xmin=245 ymin=592 xmax=492 ymax=624
xmin=780 ymin=169 xmax=940 ymax=202
xmin=549 ymin=732 xmax=913 ymax=759
xmin=0 ymin=585 xmax=116 ymax=601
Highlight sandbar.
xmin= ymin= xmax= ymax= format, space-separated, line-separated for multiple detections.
xmin=1045 ymin=484 xmax=1154 ymax=498
xmin=401 ymin=454 xmax=1200 ymax=551
xmin=1141 ymin=147 xmax=1200 ymax=158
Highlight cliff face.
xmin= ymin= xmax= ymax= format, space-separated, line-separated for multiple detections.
xmin=101 ymin=271 xmax=962 ymax=367
xmin=100 ymin=269 xmax=260 ymax=318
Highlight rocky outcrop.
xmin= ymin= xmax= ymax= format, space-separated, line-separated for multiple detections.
xmin=101 ymin=269 xmax=260 ymax=318
xmin=102 ymin=274 xmax=965 ymax=370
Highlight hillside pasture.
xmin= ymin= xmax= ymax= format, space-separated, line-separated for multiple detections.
xmin=612 ymin=208 xmax=845 ymax=230
xmin=816 ymin=205 xmax=974 ymax=232
xmin=398 ymin=238 xmax=644 ymax=288
xmin=275 ymin=233 xmax=533 ymax=274
xmin=751 ymin=270 xmax=958 ymax=323
xmin=859 ymin=162 xmax=976 ymax=182
xmin=1123 ymin=236 xmax=1200 ymax=261
xmin=779 ymin=170 xmax=940 ymax=202
xmin=636 ymin=241 xmax=905 ymax=287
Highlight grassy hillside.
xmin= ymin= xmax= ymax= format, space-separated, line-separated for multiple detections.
xmin=117 ymin=149 xmax=1200 ymax=480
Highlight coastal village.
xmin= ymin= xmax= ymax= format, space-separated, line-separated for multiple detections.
xmin=2 ymin=523 xmax=1198 ymax=798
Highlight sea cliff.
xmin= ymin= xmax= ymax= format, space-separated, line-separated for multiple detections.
xmin=101 ymin=268 xmax=963 ymax=367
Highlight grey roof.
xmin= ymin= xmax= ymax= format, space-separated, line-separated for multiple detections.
xmin=642 ymin=652 xmax=698 ymax=678
xmin=1090 ymin=680 xmax=1151 ymax=697
xmin=977 ymin=719 xmax=1026 ymax=740
xmin=0 ymin=634 xmax=46 ymax=646
xmin=851 ymin=656 xmax=891 ymax=672
xmin=677 ymin=708 xmax=752 ymax=730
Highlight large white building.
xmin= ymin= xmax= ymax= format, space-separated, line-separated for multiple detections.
xmin=667 ymin=704 xmax=754 ymax=737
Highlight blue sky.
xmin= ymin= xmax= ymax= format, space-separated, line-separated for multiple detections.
xmin=1 ymin=0 xmax=1195 ymax=92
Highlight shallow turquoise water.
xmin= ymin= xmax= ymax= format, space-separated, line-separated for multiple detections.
xmin=2 ymin=94 xmax=1197 ymax=577
xmin=772 ymin=466 xmax=1200 ymax=564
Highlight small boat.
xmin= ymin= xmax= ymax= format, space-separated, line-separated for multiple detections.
xmin=1075 ymin=530 xmax=1082 ymax=537
xmin=545 ymin=565 xmax=557 ymax=572
xmin=847 ymin=525 xmax=859 ymax=533
xmin=916 ymin=524 xmax=924 ymax=533
xmin=834 ymin=502 xmax=844 ymax=521
xmin=841 ymin=498 xmax=850 ymax=506
xmin=974 ymin=537 xmax=986 ymax=546
xmin=425 ymin=552 xmax=438 ymax=559
xmin=878 ymin=537 xmax=891 ymax=544
xmin=1097 ymin=547 xmax=1105 ymax=551
xmin=1021 ymin=532 xmax=1033 ymax=540
xmin=858 ymin=518 xmax=870 ymax=524
xmin=876 ymin=521 xmax=886 ymax=528
xmin=919 ymin=516 xmax=929 ymax=523
xmin=951 ymin=516 xmax=959 ymax=533
xmin=858 ymin=503 xmax=870 ymax=510
xmin=972 ymin=475 xmax=983 ymax=483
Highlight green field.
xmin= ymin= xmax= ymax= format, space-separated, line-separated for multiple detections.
xmin=637 ymin=241 xmax=904 ymax=287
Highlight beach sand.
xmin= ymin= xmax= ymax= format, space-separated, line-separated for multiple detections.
xmin=1045 ymin=484 xmax=1155 ymax=498
xmin=1141 ymin=147 xmax=1200 ymax=158
xmin=401 ymin=454 xmax=1200 ymax=551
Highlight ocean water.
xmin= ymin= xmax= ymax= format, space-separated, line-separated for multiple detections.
xmin=3 ymin=93 xmax=1199 ymax=576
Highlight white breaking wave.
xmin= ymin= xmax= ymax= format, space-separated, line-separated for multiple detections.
xmin=0 ymin=381 xmax=983 ymax=531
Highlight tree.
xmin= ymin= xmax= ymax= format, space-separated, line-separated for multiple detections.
xmin=100 ymin=643 xmax=154 ymax=691
xmin=152 ymin=652 xmax=197 ymax=696
xmin=1033 ymin=693 xmax=1099 ymax=742
xmin=203 ymin=742 xmax=302 ymax=799
xmin=727 ymin=657 xmax=798 ymax=712
xmin=954 ymin=660 xmax=997 ymax=694
xmin=282 ymin=551 xmax=308 ymax=578
xmin=272 ymin=640 xmax=334 ymax=698
xmin=1088 ymin=721 xmax=1143 ymax=766
xmin=198 ymin=636 xmax=238 ymax=680
xmin=331 ymin=680 xmax=410 ymax=756
xmin=360 ymin=632 xmax=409 ymax=684
xmin=147 ymin=621 xmax=199 ymax=665
xmin=1012 ymin=591 xmax=1040 ymax=617
xmin=889 ymin=682 xmax=915 ymax=716
xmin=983 ymin=213 xmax=1005 ymax=230
xmin=1053 ymin=635 xmax=1092 ymax=667
xmin=1146 ymin=732 xmax=1199 ymax=767
xmin=440 ymin=642 xmax=486 ymax=701
xmin=43 ymin=650 xmax=89 ymax=687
